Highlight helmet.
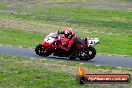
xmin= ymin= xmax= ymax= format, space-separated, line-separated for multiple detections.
xmin=64 ymin=28 xmax=73 ymax=39
xmin=65 ymin=28 xmax=73 ymax=35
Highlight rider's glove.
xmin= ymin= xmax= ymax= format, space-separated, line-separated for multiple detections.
xmin=57 ymin=31 xmax=60 ymax=34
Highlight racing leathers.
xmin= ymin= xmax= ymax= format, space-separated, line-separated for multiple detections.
xmin=58 ymin=31 xmax=85 ymax=59
xmin=58 ymin=31 xmax=77 ymax=51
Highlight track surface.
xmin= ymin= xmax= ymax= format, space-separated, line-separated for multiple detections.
xmin=0 ymin=45 xmax=132 ymax=68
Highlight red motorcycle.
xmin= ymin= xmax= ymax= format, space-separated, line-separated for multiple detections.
xmin=35 ymin=32 xmax=100 ymax=60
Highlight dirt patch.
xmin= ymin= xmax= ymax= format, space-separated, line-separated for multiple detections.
xmin=21 ymin=59 xmax=132 ymax=75
xmin=85 ymin=0 xmax=132 ymax=10
xmin=0 ymin=18 xmax=87 ymax=33
xmin=1 ymin=0 xmax=132 ymax=12
xmin=0 ymin=18 xmax=66 ymax=33
xmin=0 ymin=66 xmax=4 ymax=72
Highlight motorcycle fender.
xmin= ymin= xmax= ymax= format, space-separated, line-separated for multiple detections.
xmin=40 ymin=42 xmax=50 ymax=47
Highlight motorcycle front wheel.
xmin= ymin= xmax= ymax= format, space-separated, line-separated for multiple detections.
xmin=35 ymin=44 xmax=50 ymax=56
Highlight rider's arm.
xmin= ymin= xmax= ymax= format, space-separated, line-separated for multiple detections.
xmin=62 ymin=39 xmax=74 ymax=51
xmin=58 ymin=31 xmax=65 ymax=34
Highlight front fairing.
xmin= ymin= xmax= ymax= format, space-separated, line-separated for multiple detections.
xmin=40 ymin=32 xmax=61 ymax=47
xmin=44 ymin=37 xmax=55 ymax=43
xmin=44 ymin=32 xmax=60 ymax=43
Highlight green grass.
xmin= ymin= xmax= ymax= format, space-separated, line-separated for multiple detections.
xmin=0 ymin=3 xmax=5 ymax=10
xmin=0 ymin=55 xmax=132 ymax=88
xmin=119 ymin=0 xmax=132 ymax=2
xmin=0 ymin=2 xmax=131 ymax=32
xmin=0 ymin=27 xmax=43 ymax=48
xmin=0 ymin=5 xmax=131 ymax=31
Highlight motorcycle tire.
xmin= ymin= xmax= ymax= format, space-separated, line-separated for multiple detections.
xmin=87 ymin=46 xmax=96 ymax=59
xmin=78 ymin=46 xmax=96 ymax=61
xmin=35 ymin=44 xmax=50 ymax=56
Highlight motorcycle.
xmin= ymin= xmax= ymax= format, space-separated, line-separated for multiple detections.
xmin=35 ymin=32 xmax=100 ymax=60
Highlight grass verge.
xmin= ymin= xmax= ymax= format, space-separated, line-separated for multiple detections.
xmin=0 ymin=55 xmax=132 ymax=88
xmin=0 ymin=26 xmax=43 ymax=48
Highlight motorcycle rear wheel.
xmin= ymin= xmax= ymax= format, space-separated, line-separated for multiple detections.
xmin=78 ymin=46 xmax=96 ymax=61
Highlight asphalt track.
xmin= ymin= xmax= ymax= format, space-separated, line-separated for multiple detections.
xmin=0 ymin=45 xmax=132 ymax=68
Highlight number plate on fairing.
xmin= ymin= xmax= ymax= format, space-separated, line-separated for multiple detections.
xmin=86 ymin=38 xmax=100 ymax=46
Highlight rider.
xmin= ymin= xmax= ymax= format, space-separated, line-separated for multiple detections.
xmin=58 ymin=28 xmax=78 ymax=51
xmin=58 ymin=28 xmax=85 ymax=59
